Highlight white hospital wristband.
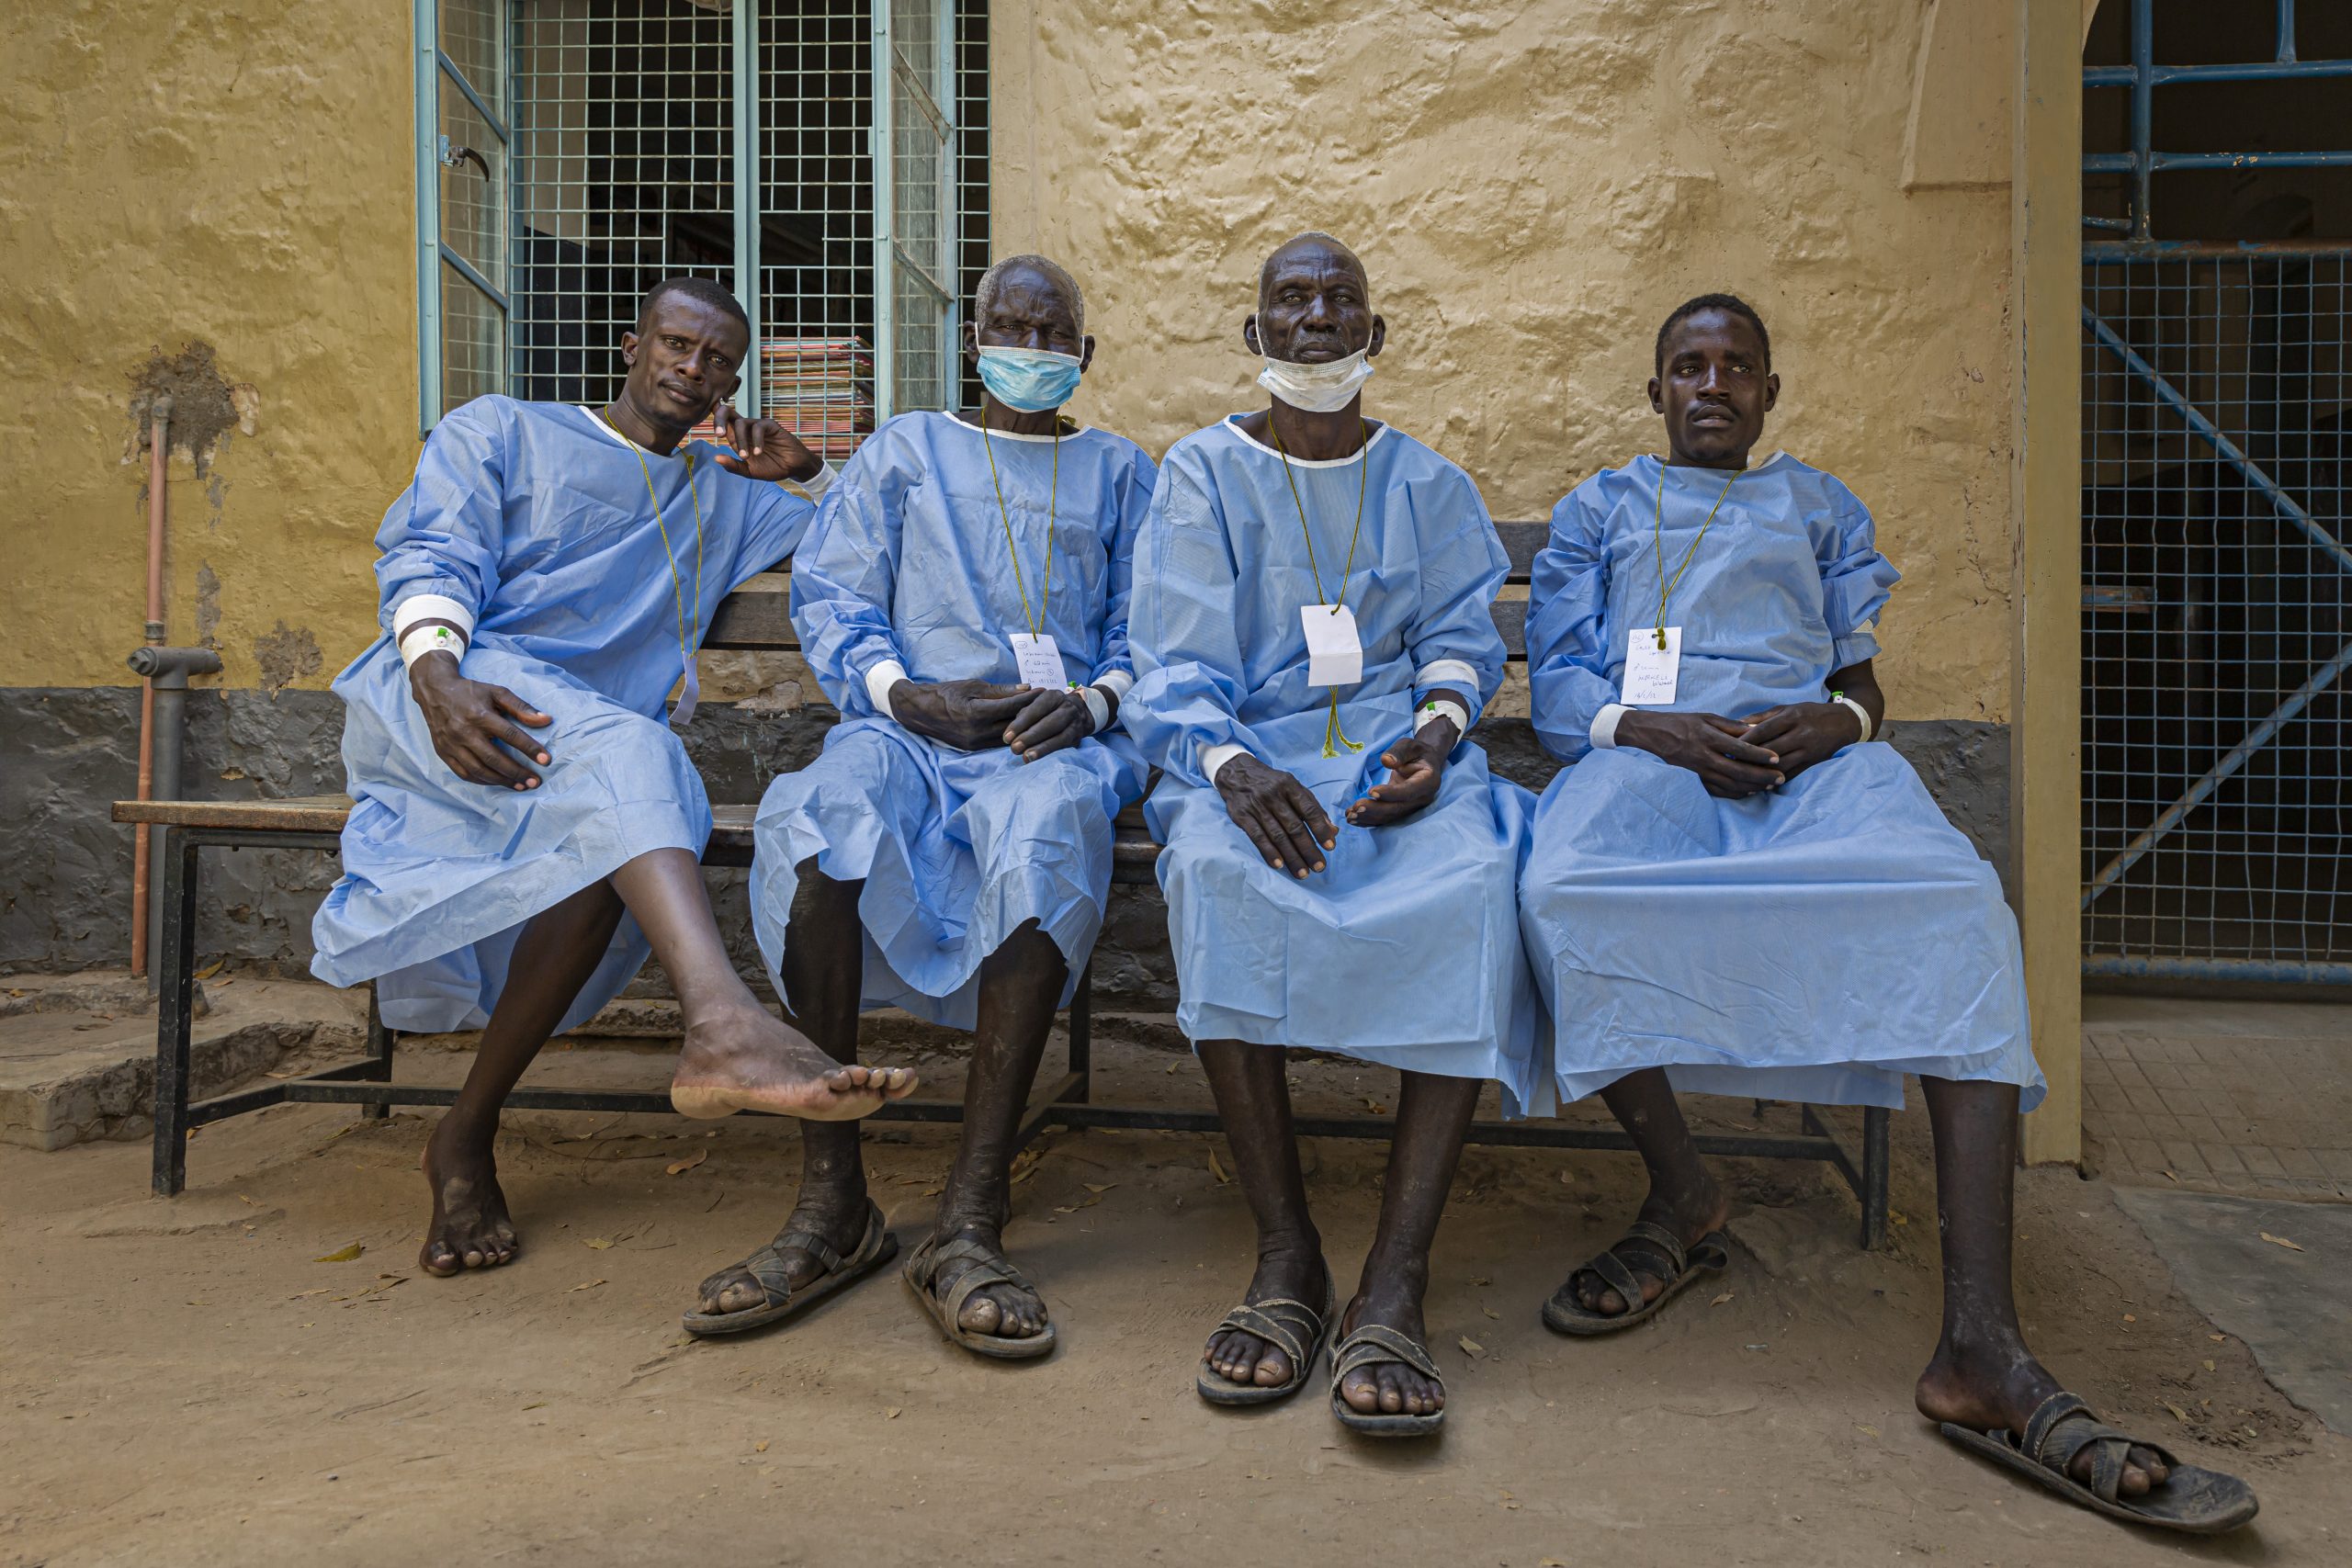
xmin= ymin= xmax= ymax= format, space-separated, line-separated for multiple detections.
xmin=1589 ymin=703 xmax=1631 ymax=750
xmin=398 ymin=622 xmax=467 ymax=671
xmin=1832 ymin=694 xmax=1874 ymax=742
xmin=1202 ymin=742 xmax=1250 ymax=784
xmin=1415 ymin=698 xmax=1471 ymax=739
xmin=865 ymin=659 xmax=910 ymax=719
xmin=787 ymin=459 xmax=836 ymax=502
xmin=391 ymin=592 xmax=476 ymax=645
xmin=1080 ymin=684 xmax=1116 ymax=733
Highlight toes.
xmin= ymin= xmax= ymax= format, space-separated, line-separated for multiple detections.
xmin=1252 ymin=1348 xmax=1291 ymax=1387
xmin=420 ymin=1241 xmax=459 ymax=1278
xmin=1341 ymin=1370 xmax=1382 ymax=1414
xmin=957 ymin=1292 xmax=1004 ymax=1335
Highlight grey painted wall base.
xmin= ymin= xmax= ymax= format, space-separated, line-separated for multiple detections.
xmin=0 ymin=687 xmax=2012 ymax=1015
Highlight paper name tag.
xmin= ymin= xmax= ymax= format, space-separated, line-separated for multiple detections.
xmin=1300 ymin=604 xmax=1363 ymax=687
xmin=1010 ymin=632 xmax=1067 ymax=690
xmin=668 ymin=653 xmax=701 ymax=729
xmin=1621 ymin=627 xmax=1681 ymax=706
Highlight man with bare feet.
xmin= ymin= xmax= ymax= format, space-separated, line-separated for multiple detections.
xmin=312 ymin=277 xmax=917 ymax=1280
xmin=1516 ymin=294 xmax=2256 ymax=1531
xmin=687 ymin=255 xmax=1156 ymax=1353
xmin=1124 ymin=233 xmax=1540 ymax=1436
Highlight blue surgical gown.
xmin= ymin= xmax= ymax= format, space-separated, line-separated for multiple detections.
xmin=1517 ymin=452 xmax=2042 ymax=1111
xmin=1124 ymin=416 xmax=1541 ymax=1103
xmin=749 ymin=412 xmax=1155 ymax=1027
xmin=311 ymin=396 xmax=814 ymax=1033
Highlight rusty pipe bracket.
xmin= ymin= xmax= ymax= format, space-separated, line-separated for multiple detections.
xmin=127 ymin=646 xmax=221 ymax=688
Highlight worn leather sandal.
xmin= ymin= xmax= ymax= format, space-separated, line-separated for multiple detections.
xmin=901 ymin=1232 xmax=1058 ymax=1359
xmin=1328 ymin=1323 xmax=1447 ymax=1438
xmin=1941 ymin=1391 xmax=2258 ymax=1534
xmin=682 ymin=1200 xmax=897 ymax=1337
xmin=1195 ymin=1266 xmax=1336 ymax=1407
xmin=1541 ymin=1220 xmax=1731 ymax=1336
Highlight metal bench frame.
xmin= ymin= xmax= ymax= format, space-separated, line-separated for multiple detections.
xmin=127 ymin=534 xmax=1890 ymax=1247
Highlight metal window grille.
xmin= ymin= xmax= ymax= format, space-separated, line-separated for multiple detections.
xmin=415 ymin=2 xmax=983 ymax=437
xmin=2080 ymin=0 xmax=2352 ymax=983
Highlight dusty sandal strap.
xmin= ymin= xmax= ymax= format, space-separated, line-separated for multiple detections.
xmin=1331 ymin=1323 xmax=1443 ymax=1387
xmin=1213 ymin=1296 xmax=1324 ymax=1370
xmin=2022 ymin=1393 xmax=2178 ymax=1506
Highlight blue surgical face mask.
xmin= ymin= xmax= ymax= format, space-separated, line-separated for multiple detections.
xmin=975 ymin=344 xmax=1084 ymax=412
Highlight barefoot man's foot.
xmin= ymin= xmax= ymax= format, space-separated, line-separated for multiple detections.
xmin=1917 ymin=1339 xmax=2172 ymax=1500
xmin=419 ymin=1118 xmax=518 ymax=1277
xmin=670 ymin=1005 xmax=919 ymax=1120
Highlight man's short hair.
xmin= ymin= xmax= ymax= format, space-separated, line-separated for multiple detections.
xmin=973 ymin=254 xmax=1086 ymax=338
xmin=637 ymin=276 xmax=751 ymax=334
xmin=1654 ymin=293 xmax=1771 ymax=375
xmin=1259 ymin=231 xmax=1368 ymax=310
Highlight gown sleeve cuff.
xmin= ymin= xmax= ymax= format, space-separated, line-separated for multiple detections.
xmin=865 ymin=659 xmax=910 ymax=720
xmin=1201 ymin=742 xmax=1250 ymax=784
xmin=1589 ymin=703 xmax=1630 ymax=750
xmin=1412 ymin=658 xmax=1480 ymax=698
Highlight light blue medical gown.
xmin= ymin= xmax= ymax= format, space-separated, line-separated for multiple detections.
xmin=749 ymin=412 xmax=1156 ymax=1028
xmin=1518 ymin=452 xmax=2042 ymax=1112
xmin=311 ymin=397 xmax=814 ymax=1033
xmin=1124 ymin=416 xmax=1541 ymax=1104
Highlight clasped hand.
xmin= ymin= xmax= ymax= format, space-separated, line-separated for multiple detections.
xmin=411 ymin=654 xmax=554 ymax=790
xmin=1618 ymin=701 xmax=1862 ymax=799
xmin=890 ymin=678 xmax=1096 ymax=761
xmin=1345 ymin=715 xmax=1458 ymax=828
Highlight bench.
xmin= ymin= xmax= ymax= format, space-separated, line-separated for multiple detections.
xmin=114 ymin=518 xmax=1889 ymax=1246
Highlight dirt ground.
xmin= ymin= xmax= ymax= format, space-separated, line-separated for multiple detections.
xmin=2 ymin=1027 xmax=2345 ymax=1567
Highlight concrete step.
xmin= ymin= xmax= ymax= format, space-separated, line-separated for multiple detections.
xmin=0 ymin=972 xmax=364 ymax=1150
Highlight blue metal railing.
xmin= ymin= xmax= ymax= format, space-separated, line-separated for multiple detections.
xmin=2083 ymin=0 xmax=2352 ymax=241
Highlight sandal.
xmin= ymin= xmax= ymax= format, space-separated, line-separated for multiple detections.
xmin=901 ymin=1231 xmax=1058 ymax=1360
xmin=1542 ymin=1220 xmax=1730 ymax=1337
xmin=682 ymin=1199 xmax=897 ymax=1337
xmin=1940 ymin=1391 xmax=2258 ymax=1534
xmin=1195 ymin=1265 xmax=1336 ymax=1407
xmin=1329 ymin=1323 xmax=1448 ymax=1438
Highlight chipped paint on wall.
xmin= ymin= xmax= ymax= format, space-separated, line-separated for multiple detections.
xmin=252 ymin=621 xmax=322 ymax=695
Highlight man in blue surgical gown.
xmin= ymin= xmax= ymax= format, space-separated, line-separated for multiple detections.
xmin=695 ymin=255 xmax=1154 ymax=1355
xmin=312 ymin=278 xmax=916 ymax=1281
xmin=1125 ymin=233 xmax=1537 ymax=1436
xmin=1517 ymin=294 xmax=2253 ymax=1531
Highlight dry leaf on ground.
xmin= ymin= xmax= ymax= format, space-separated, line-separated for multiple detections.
xmin=584 ymin=1236 xmax=614 ymax=1250
xmin=1710 ymin=1292 xmax=1735 ymax=1306
xmin=1207 ymin=1149 xmax=1232 ymax=1184
xmin=665 ymin=1149 xmax=708 ymax=1177
xmin=1459 ymin=1337 xmax=1484 ymax=1356
xmin=2259 ymin=1232 xmax=2304 ymax=1252
xmin=569 ymin=1280 xmax=605 ymax=1292
xmin=312 ymin=1243 xmax=365 ymax=1263
xmin=2165 ymin=1402 xmax=2190 ymax=1423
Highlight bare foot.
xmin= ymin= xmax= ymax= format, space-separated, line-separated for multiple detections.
xmin=1917 ymin=1333 xmax=2171 ymax=1499
xmin=1203 ymin=1239 xmax=1328 ymax=1390
xmin=418 ymin=1117 xmax=517 ymax=1277
xmin=1570 ymin=1176 xmax=1731 ymax=1316
xmin=669 ymin=1004 xmax=919 ymax=1121
xmin=1335 ymin=1277 xmax=1442 ymax=1418
xmin=924 ymin=1220 xmax=1048 ymax=1338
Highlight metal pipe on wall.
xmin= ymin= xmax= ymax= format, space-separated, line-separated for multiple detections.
xmin=128 ymin=644 xmax=223 ymax=981
xmin=130 ymin=395 xmax=172 ymax=977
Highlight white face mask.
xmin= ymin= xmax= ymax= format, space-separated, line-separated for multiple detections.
xmin=1256 ymin=345 xmax=1376 ymax=413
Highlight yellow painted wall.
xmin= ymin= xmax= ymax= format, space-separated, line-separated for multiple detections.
xmin=0 ymin=2 xmax=418 ymax=693
xmin=2 ymin=0 xmax=2020 ymax=723
xmin=992 ymin=0 xmax=2019 ymax=722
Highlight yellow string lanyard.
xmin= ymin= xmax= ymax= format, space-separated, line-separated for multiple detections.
xmin=1272 ymin=421 xmax=1371 ymax=758
xmin=1650 ymin=462 xmax=1742 ymax=651
xmin=978 ymin=419 xmax=1066 ymax=661
xmin=612 ymin=423 xmax=707 ymax=668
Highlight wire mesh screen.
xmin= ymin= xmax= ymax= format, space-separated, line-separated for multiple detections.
xmin=2081 ymin=253 xmax=2352 ymax=973
xmin=758 ymin=1 xmax=876 ymax=457
xmin=887 ymin=0 xmax=955 ymax=412
xmin=509 ymin=0 xmax=735 ymax=408
xmin=954 ymin=0 xmax=988 ymax=412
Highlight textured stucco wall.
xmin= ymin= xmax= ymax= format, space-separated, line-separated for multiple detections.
xmin=0 ymin=3 xmax=417 ymax=694
xmin=992 ymin=0 xmax=2018 ymax=724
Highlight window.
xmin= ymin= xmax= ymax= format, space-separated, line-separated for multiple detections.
xmin=414 ymin=0 xmax=989 ymax=442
